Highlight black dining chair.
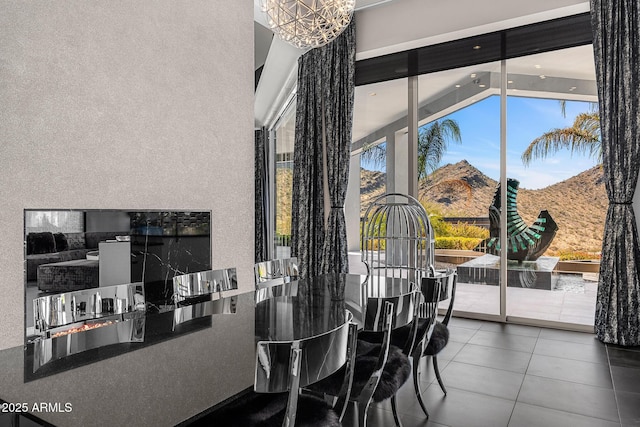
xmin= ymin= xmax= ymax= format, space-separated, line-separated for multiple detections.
xmin=208 ymin=311 xmax=358 ymax=427
xmin=419 ymin=269 xmax=457 ymax=396
xmin=357 ymin=277 xmax=443 ymax=421
xmin=309 ymin=292 xmax=417 ymax=427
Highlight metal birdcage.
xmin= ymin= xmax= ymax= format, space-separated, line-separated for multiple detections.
xmin=361 ymin=193 xmax=436 ymax=286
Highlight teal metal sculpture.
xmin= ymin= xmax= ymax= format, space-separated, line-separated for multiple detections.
xmin=481 ymin=178 xmax=558 ymax=262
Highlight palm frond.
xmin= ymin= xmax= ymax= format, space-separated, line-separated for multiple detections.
xmin=360 ymin=142 xmax=387 ymax=167
xmin=521 ymin=126 xmax=601 ymax=166
xmin=573 ymin=112 xmax=601 ymax=138
xmin=418 ymin=119 xmax=462 ymax=179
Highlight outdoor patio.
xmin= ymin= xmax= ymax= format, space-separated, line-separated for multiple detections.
xmin=348 ymin=253 xmax=597 ymax=329
xmin=454 ymin=275 xmax=597 ymax=327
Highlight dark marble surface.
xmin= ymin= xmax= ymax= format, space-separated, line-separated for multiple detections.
xmin=2 ymin=291 xmax=255 ymax=427
xmin=131 ymin=234 xmax=211 ymax=306
xmin=254 ymin=273 xmax=365 ymax=342
xmin=4 ymin=274 xmax=409 ymax=426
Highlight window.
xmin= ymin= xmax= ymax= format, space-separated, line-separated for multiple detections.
xmin=273 ymin=100 xmax=296 ymax=258
xmin=24 ymin=210 xmax=84 ymax=234
xmin=350 ymin=13 xmax=599 ymax=328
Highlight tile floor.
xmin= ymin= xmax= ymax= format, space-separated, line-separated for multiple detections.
xmin=342 ymin=317 xmax=640 ymax=427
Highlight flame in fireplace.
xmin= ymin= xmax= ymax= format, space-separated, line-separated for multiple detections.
xmin=51 ymin=320 xmax=114 ymax=338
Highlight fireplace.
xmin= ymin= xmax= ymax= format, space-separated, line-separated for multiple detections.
xmin=31 ymin=283 xmax=146 ymax=372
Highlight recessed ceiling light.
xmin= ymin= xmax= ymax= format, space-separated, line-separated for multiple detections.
xmin=369 ymin=92 xmax=377 ymax=96
xmin=473 ymin=45 xmax=481 ymax=50
xmin=569 ymin=86 xmax=577 ymax=91
xmin=539 ymin=75 xmax=546 ymax=79
xmin=470 ymin=73 xmax=477 ymax=78
xmin=479 ymin=84 xmax=486 ymax=88
xmin=534 ymin=64 xmax=542 ymax=69
xmin=508 ymin=80 xmax=514 ymax=84
xmin=455 ymin=84 xmax=461 ymax=88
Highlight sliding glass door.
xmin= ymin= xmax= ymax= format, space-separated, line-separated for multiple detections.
xmin=505 ymin=45 xmax=602 ymax=328
xmin=416 ymin=62 xmax=502 ymax=317
xmin=350 ymin=13 xmax=600 ymax=329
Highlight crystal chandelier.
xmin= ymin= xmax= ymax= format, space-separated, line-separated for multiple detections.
xmin=262 ymin=0 xmax=356 ymax=49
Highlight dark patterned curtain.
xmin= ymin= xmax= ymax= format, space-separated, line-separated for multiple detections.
xmin=255 ymin=127 xmax=270 ymax=263
xmin=592 ymin=0 xmax=640 ymax=345
xmin=291 ymin=22 xmax=356 ymax=279
xmin=319 ymin=22 xmax=356 ymax=275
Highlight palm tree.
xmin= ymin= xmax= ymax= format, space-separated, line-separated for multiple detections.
xmin=521 ymin=105 xmax=601 ymax=166
xmin=361 ymin=119 xmax=462 ymax=179
xmin=417 ymin=119 xmax=462 ymax=180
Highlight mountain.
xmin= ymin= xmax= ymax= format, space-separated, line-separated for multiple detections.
xmin=360 ymin=160 xmax=607 ymax=254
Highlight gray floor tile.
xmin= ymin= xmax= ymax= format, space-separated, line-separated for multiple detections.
xmin=508 ymin=402 xmax=621 ymax=427
xmin=608 ymin=346 xmax=640 ymax=369
xmin=534 ymin=338 xmax=608 ymax=364
xmin=342 ymin=404 xmax=450 ymax=427
xmin=538 ymin=328 xmax=599 ymax=345
xmin=518 ymin=375 xmax=619 ymax=422
xmin=399 ymin=414 xmax=451 ymax=427
xmin=611 ymin=365 xmax=640 ymax=393
xmin=480 ymin=322 xmax=541 ymax=337
xmin=435 ymin=340 xmax=465 ymax=361
xmin=447 ymin=325 xmax=479 ymax=343
xmin=438 ymin=361 xmax=524 ymax=400
xmin=616 ymin=390 xmax=640 ymax=427
xmin=373 ymin=358 xmax=451 ymax=414
xmin=351 ymin=318 xmax=631 ymax=427
xmin=448 ymin=317 xmax=484 ymax=330
xmin=453 ymin=344 xmax=532 ymax=373
xmin=406 ymin=384 xmax=515 ymax=427
xmin=373 ymin=370 xmax=431 ymax=413
xmin=468 ymin=330 xmax=538 ymax=353
xmin=527 ymin=354 xmax=613 ymax=388
xmin=414 ymin=356 xmax=452 ymax=386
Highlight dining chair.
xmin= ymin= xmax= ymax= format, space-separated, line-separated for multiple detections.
xmin=171 ymin=267 xmax=238 ymax=328
xmin=420 ymin=269 xmax=457 ymax=396
xmin=254 ymin=258 xmax=299 ymax=301
xmin=232 ymin=310 xmax=358 ymax=427
xmin=360 ymin=192 xmax=446 ymax=422
xmin=173 ymin=267 xmax=238 ymax=306
xmin=310 ymin=292 xmax=416 ymax=427
xmin=357 ymin=277 xmax=443 ymax=421
xmin=254 ymin=258 xmax=299 ymax=284
xmin=378 ymin=270 xmax=456 ymax=418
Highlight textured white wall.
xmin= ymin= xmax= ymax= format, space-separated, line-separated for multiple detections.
xmin=0 ymin=1 xmax=255 ymax=350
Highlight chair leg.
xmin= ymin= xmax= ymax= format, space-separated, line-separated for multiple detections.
xmin=390 ymin=395 xmax=403 ymax=427
xmin=433 ymin=356 xmax=447 ymax=395
xmin=356 ymin=401 xmax=369 ymax=427
xmin=412 ymin=354 xmax=429 ymax=418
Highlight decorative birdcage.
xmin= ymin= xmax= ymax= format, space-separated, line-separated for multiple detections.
xmin=361 ymin=193 xmax=435 ymax=285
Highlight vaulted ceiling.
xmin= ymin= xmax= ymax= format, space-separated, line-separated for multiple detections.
xmin=254 ymin=0 xmax=592 ymax=137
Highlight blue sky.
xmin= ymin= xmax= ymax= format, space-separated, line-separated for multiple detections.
xmin=362 ymin=95 xmax=599 ymax=190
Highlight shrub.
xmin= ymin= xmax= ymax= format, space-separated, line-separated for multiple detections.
xmin=554 ymin=250 xmax=601 ymax=261
xmin=435 ymin=236 xmax=484 ymax=250
xmin=358 ymin=200 xmax=489 ymax=251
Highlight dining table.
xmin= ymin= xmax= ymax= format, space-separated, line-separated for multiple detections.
xmin=0 ymin=273 xmax=414 ymax=427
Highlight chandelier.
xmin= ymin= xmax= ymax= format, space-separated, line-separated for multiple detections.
xmin=262 ymin=0 xmax=356 ymax=49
